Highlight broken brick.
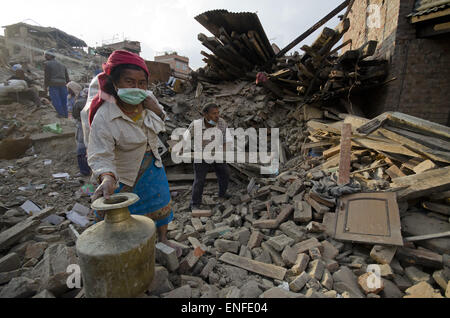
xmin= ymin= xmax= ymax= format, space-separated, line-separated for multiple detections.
xmin=308 ymin=259 xmax=325 ymax=281
xmin=192 ymin=210 xmax=212 ymax=218
xmin=247 ymin=231 xmax=264 ymax=249
xmin=309 ymin=247 xmax=322 ymax=260
xmin=293 ymin=201 xmax=312 ymax=223
xmin=267 ymin=234 xmax=294 ymax=252
xmin=155 ymin=242 xmax=179 ymax=272
xmin=291 ymin=253 xmax=310 ymax=275
xmin=289 ymin=271 xmax=310 ymax=292
xmin=306 ymin=221 xmax=326 ymax=233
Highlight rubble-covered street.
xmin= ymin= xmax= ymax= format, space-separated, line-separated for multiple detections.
xmin=0 ymin=0 xmax=449 ymax=300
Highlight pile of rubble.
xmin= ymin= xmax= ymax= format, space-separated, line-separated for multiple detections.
xmin=0 ymin=77 xmax=449 ymax=298
xmin=0 ymin=3 xmax=449 ymax=299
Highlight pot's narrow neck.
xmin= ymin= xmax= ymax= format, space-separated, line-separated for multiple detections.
xmin=104 ymin=207 xmax=131 ymax=223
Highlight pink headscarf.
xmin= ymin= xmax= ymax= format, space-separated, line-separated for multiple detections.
xmin=88 ymin=50 xmax=150 ymax=125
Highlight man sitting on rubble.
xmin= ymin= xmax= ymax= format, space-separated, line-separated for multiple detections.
xmin=4 ymin=64 xmax=41 ymax=107
xmin=44 ymin=49 xmax=70 ymax=118
xmin=184 ymin=103 xmax=233 ymax=210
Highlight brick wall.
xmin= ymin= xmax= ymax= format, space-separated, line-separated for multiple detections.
xmin=343 ymin=0 xmax=450 ymax=126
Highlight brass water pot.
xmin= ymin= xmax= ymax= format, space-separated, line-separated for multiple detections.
xmin=76 ymin=193 xmax=156 ymax=298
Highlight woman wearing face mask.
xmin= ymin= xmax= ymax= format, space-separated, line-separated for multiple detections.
xmin=87 ymin=50 xmax=179 ymax=254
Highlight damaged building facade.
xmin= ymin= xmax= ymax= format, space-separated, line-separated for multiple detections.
xmin=2 ymin=23 xmax=87 ymax=65
xmin=155 ymin=52 xmax=191 ymax=80
xmin=343 ymin=0 xmax=450 ymax=126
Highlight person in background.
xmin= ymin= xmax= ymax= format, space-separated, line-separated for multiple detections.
xmin=184 ymin=103 xmax=232 ymax=210
xmin=69 ymin=81 xmax=91 ymax=177
xmin=67 ymin=81 xmax=83 ymax=114
xmin=6 ymin=64 xmax=41 ymax=107
xmin=166 ymin=70 xmax=176 ymax=88
xmin=44 ymin=49 xmax=70 ymax=118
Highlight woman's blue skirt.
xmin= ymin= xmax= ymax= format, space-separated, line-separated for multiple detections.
xmin=95 ymin=153 xmax=173 ymax=228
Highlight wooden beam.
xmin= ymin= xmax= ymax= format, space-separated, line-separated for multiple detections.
xmin=338 ymin=123 xmax=352 ymax=185
xmin=304 ymin=193 xmax=330 ymax=214
xmin=422 ymin=202 xmax=450 ymax=216
xmin=404 ymin=231 xmax=450 ymax=242
xmin=391 ymin=166 xmax=450 ymax=200
xmin=396 ymin=247 xmax=443 ymax=269
xmin=353 ymin=138 xmax=422 ymax=158
xmin=167 ymin=173 xmax=216 ymax=182
xmin=0 ymin=207 xmax=54 ymax=251
xmin=378 ymin=128 xmax=450 ymax=163
xmin=275 ymin=0 xmax=350 ymax=58
xmin=219 ymin=252 xmax=287 ymax=280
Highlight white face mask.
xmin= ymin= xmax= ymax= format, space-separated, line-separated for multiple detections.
xmin=207 ymin=119 xmax=217 ymax=126
xmin=116 ymin=88 xmax=148 ymax=105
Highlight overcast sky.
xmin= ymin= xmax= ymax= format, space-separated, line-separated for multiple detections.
xmin=1 ymin=0 xmax=345 ymax=70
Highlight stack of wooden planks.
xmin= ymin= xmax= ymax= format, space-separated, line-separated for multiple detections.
xmin=301 ymin=112 xmax=450 ymax=210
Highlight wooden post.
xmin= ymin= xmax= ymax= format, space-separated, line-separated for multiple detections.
xmin=338 ymin=123 xmax=352 ymax=185
xmin=274 ymin=0 xmax=350 ymax=59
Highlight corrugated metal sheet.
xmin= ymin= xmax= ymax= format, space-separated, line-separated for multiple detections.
xmin=195 ymin=9 xmax=274 ymax=57
xmin=407 ymin=0 xmax=450 ymax=17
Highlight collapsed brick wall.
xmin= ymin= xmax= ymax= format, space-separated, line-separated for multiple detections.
xmin=343 ymin=0 xmax=450 ymax=126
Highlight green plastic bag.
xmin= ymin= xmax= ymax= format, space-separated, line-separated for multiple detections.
xmin=42 ymin=123 xmax=62 ymax=134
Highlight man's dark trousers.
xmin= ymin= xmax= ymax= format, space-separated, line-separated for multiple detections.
xmin=191 ymin=162 xmax=229 ymax=206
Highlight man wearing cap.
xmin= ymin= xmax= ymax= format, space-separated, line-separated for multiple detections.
xmin=44 ymin=49 xmax=70 ymax=118
xmin=184 ymin=103 xmax=232 ymax=210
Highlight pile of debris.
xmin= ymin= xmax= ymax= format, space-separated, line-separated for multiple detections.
xmin=193 ymin=4 xmax=389 ymax=121
xmin=143 ymin=107 xmax=448 ymax=299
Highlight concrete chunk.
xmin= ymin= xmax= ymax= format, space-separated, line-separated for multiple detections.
xmin=0 ymin=277 xmax=39 ymax=298
xmin=404 ymin=281 xmax=444 ymax=298
xmin=405 ymin=266 xmax=431 ymax=285
xmin=432 ymin=270 xmax=448 ymax=291
xmin=259 ymin=287 xmax=305 ymax=298
xmin=161 ymin=285 xmax=192 ymax=298
xmin=321 ymin=241 xmax=339 ymax=260
xmin=333 ymin=266 xmax=365 ymax=298
xmin=321 ymin=270 xmax=334 ymax=290
xmin=24 ymin=242 xmax=49 ymax=261
xmin=155 ymin=242 xmax=179 ymax=272
xmin=204 ymin=226 xmax=232 ymax=240
xmin=358 ymin=272 xmax=384 ymax=295
xmin=200 ymin=259 xmax=217 ymax=280
xmin=233 ymin=228 xmax=251 ymax=246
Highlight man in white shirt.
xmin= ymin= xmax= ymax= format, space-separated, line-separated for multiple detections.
xmin=185 ymin=103 xmax=232 ymax=210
